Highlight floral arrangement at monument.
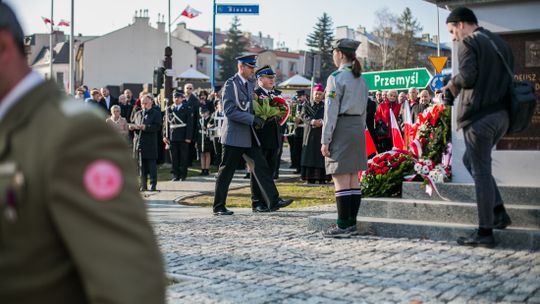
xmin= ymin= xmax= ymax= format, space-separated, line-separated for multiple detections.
xmin=253 ymin=95 xmax=290 ymax=126
xmin=360 ymin=150 xmax=415 ymax=197
xmin=360 ymin=103 xmax=452 ymax=197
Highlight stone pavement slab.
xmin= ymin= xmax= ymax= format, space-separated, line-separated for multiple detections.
xmin=148 ymin=204 xmax=540 ymax=304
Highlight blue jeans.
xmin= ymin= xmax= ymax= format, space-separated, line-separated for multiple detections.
xmin=462 ymin=110 xmax=509 ymax=229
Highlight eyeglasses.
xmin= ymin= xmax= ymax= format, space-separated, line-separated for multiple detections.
xmin=186 ymin=87 xmax=193 ymax=90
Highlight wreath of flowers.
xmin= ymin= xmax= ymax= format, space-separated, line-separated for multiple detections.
xmin=253 ymin=95 xmax=290 ymax=126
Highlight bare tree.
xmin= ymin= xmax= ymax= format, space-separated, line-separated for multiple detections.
xmin=372 ymin=7 xmax=397 ymax=70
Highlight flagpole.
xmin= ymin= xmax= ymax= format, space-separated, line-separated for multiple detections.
xmin=69 ymin=0 xmax=74 ymax=94
xmin=167 ymin=0 xmax=171 ymax=47
xmin=211 ymin=0 xmax=216 ymax=90
xmin=49 ymin=0 xmax=54 ymax=80
xmin=436 ymin=4 xmax=440 ymax=57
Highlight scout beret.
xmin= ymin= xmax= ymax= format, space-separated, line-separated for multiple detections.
xmin=333 ymin=38 xmax=361 ymax=52
xmin=446 ymin=7 xmax=478 ymax=24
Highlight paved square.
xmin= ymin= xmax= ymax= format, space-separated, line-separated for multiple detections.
xmin=150 ymin=205 xmax=540 ymax=303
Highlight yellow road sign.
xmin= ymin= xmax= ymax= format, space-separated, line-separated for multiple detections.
xmin=429 ymin=56 xmax=448 ymax=74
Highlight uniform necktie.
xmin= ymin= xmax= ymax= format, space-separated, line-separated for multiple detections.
xmin=244 ymin=82 xmax=248 ymax=92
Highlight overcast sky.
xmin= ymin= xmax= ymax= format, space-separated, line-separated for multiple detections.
xmin=6 ymin=0 xmax=452 ymax=51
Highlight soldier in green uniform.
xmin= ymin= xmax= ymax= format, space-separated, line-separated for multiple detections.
xmin=0 ymin=3 xmax=166 ymax=303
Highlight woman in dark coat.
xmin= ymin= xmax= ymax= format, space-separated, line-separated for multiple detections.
xmin=300 ymin=83 xmax=331 ymax=184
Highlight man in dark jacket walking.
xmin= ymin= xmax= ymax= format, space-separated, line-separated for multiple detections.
xmin=131 ymin=94 xmax=162 ymax=191
xmin=444 ymin=7 xmax=513 ymax=248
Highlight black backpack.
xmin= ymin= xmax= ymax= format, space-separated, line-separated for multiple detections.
xmin=479 ymin=31 xmax=537 ymax=134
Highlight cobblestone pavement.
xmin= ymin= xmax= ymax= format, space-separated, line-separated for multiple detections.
xmin=149 ymin=204 xmax=540 ymax=304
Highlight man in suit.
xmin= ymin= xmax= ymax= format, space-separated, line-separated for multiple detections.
xmin=101 ymin=87 xmax=118 ymax=111
xmin=0 ymin=3 xmax=165 ymax=302
xmin=212 ymin=55 xmax=294 ymax=215
xmin=252 ymin=65 xmax=283 ymax=212
xmin=130 ymin=94 xmax=162 ymax=191
xmin=163 ymin=90 xmax=193 ymax=181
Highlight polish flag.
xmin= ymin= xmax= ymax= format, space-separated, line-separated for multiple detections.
xmin=365 ymin=128 xmax=377 ymax=157
xmin=57 ymin=19 xmax=70 ymax=27
xmin=181 ymin=5 xmax=202 ymax=19
xmin=390 ymin=110 xmax=404 ymax=150
xmin=42 ymin=17 xmax=54 ymax=25
xmin=402 ymin=100 xmax=413 ymax=148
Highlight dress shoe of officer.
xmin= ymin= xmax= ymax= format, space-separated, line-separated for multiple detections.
xmin=171 ymin=177 xmax=180 ymax=181
xmin=494 ymin=211 xmax=512 ymax=229
xmin=139 ymin=187 xmax=147 ymax=192
xmin=270 ymin=198 xmax=294 ymax=211
xmin=149 ymin=186 xmax=157 ymax=192
xmin=252 ymin=205 xmax=270 ymax=213
xmin=457 ymin=230 xmax=496 ymax=248
xmin=213 ymin=208 xmax=234 ymax=216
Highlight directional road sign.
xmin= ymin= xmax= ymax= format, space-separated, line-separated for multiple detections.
xmin=363 ymin=68 xmax=432 ymax=91
xmin=429 ymin=74 xmax=446 ymax=92
xmin=216 ymin=4 xmax=259 ymax=15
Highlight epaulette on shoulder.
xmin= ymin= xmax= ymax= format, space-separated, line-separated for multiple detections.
xmin=60 ymin=99 xmax=103 ymax=118
xmin=331 ymin=70 xmax=342 ymax=77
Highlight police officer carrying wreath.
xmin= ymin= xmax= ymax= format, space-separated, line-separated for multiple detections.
xmin=0 ymin=3 xmax=165 ymax=302
xmin=251 ymin=65 xmax=283 ymax=212
xmin=320 ymin=39 xmax=369 ymax=238
xmin=163 ymin=90 xmax=193 ymax=181
xmin=212 ymin=55 xmax=293 ymax=215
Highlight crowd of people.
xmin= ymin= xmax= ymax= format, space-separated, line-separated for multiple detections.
xmin=74 ymin=74 xmax=443 ymax=193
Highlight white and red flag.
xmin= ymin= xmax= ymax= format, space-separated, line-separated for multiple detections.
xmin=57 ymin=19 xmax=70 ymax=27
xmin=390 ymin=110 xmax=404 ymax=150
xmin=402 ymin=100 xmax=413 ymax=149
xmin=181 ymin=5 xmax=202 ymax=18
xmin=42 ymin=16 xmax=54 ymax=25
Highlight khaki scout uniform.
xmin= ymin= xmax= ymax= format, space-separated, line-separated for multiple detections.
xmin=0 ymin=81 xmax=165 ymax=303
xmin=322 ymin=64 xmax=369 ymax=174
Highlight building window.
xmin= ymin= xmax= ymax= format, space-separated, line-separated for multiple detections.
xmin=289 ymin=62 xmax=296 ymax=73
xmin=198 ymin=57 xmax=206 ymax=71
xmin=276 ymin=60 xmax=282 ymax=71
xmin=56 ymin=72 xmax=64 ymax=84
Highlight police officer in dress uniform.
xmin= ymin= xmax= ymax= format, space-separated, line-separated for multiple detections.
xmin=163 ymin=90 xmax=194 ymax=181
xmin=130 ymin=94 xmax=162 ymax=191
xmin=212 ymin=55 xmax=294 ymax=215
xmin=252 ymin=65 xmax=283 ymax=212
xmin=0 ymin=4 xmax=165 ymax=303
xmin=321 ymin=39 xmax=369 ymax=238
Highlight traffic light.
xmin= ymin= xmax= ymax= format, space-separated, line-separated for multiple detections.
xmin=152 ymin=67 xmax=165 ymax=95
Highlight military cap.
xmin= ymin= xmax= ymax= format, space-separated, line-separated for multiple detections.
xmin=255 ymin=65 xmax=275 ymax=78
xmin=0 ymin=2 xmax=25 ymax=55
xmin=446 ymin=6 xmax=478 ymax=24
xmin=236 ymin=54 xmax=258 ymax=68
xmin=332 ymin=38 xmax=361 ymax=52
xmin=174 ymin=89 xmax=185 ymax=97
xmin=296 ymin=90 xmax=306 ymax=97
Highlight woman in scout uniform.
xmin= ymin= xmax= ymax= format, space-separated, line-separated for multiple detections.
xmin=321 ymin=38 xmax=369 ymax=238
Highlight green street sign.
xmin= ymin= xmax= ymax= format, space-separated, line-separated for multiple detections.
xmin=363 ymin=68 xmax=432 ymax=91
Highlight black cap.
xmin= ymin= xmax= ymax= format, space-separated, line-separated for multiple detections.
xmin=174 ymin=90 xmax=185 ymax=98
xmin=446 ymin=7 xmax=478 ymax=24
xmin=296 ymin=90 xmax=305 ymax=97
xmin=332 ymin=38 xmax=361 ymax=52
xmin=0 ymin=2 xmax=25 ymax=56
